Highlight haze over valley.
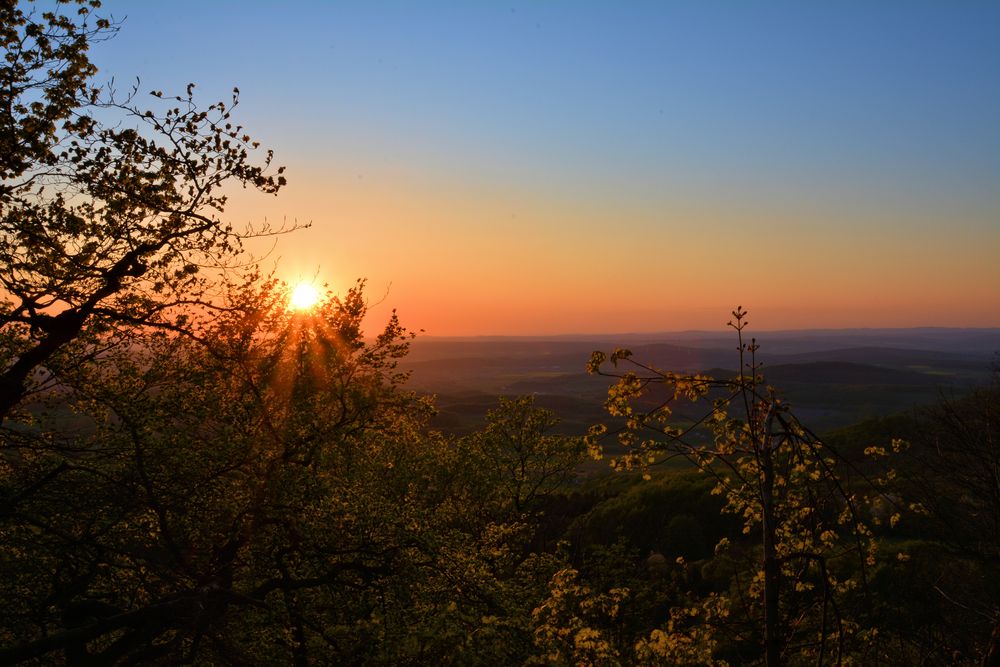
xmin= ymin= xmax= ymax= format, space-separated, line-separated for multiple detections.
xmin=403 ymin=327 xmax=999 ymax=434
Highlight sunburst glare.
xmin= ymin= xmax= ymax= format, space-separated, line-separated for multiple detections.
xmin=289 ymin=282 xmax=321 ymax=311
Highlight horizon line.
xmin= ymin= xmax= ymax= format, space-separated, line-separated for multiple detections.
xmin=411 ymin=325 xmax=1000 ymax=341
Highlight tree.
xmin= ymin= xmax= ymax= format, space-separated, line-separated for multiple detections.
xmin=0 ymin=276 xmax=594 ymax=664
xmin=886 ymin=369 xmax=1000 ymax=665
xmin=586 ymin=308 xmax=894 ymax=665
xmin=459 ymin=395 xmax=586 ymax=521
xmin=0 ymin=278 xmax=434 ymax=663
xmin=0 ymin=0 xmax=290 ymax=425
xmin=1 ymin=0 xmax=113 ymax=181
xmin=0 ymin=6 xmax=589 ymax=662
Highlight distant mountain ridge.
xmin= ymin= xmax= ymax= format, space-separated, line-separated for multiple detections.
xmin=411 ymin=327 xmax=1000 ymax=356
xmin=401 ymin=329 xmax=998 ymax=435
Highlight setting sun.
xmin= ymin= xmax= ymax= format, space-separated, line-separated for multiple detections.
xmin=289 ymin=282 xmax=321 ymax=311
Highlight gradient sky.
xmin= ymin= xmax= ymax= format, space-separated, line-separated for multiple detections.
xmin=90 ymin=1 xmax=1000 ymax=335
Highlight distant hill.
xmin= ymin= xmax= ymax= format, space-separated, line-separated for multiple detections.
xmin=412 ymin=327 xmax=1000 ymax=355
xmin=759 ymin=361 xmax=940 ymax=386
xmin=402 ymin=328 xmax=998 ymax=435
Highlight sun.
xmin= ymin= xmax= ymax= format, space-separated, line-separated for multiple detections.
xmin=289 ymin=282 xmax=321 ymax=311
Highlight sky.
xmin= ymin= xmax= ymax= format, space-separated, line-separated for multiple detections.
xmin=89 ymin=1 xmax=1000 ymax=335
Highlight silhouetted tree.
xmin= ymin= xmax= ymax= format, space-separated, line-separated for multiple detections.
xmin=0 ymin=276 xmax=592 ymax=663
xmin=896 ymin=370 xmax=1000 ymax=665
xmin=0 ymin=0 xmax=290 ymax=425
xmin=0 ymin=279 xmax=425 ymax=662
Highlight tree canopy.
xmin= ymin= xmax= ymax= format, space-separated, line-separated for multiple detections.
xmin=0 ymin=0 xmax=289 ymax=424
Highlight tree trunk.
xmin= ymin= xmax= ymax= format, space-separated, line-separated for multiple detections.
xmin=762 ymin=442 xmax=782 ymax=667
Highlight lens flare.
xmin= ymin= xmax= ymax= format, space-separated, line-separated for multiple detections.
xmin=289 ymin=282 xmax=320 ymax=311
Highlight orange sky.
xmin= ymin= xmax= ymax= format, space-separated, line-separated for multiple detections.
xmin=231 ymin=162 xmax=1000 ymax=335
xmin=97 ymin=2 xmax=1000 ymax=335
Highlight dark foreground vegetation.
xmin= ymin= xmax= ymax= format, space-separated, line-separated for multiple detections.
xmin=2 ymin=2 xmax=998 ymax=664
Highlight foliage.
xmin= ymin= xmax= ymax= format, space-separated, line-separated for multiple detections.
xmin=0 ymin=269 xmax=608 ymax=664
xmin=0 ymin=4 xmax=592 ymax=662
xmin=530 ymin=566 xmax=630 ymax=666
xmin=568 ymin=471 xmax=733 ymax=562
xmin=586 ymin=308 xmax=896 ymax=665
xmin=457 ymin=395 xmax=586 ymax=522
xmin=0 ymin=275 xmax=576 ymax=664
xmin=633 ymin=592 xmax=730 ymax=666
xmin=1 ymin=0 xmax=113 ymax=180
xmin=0 ymin=0 xmax=292 ymax=424
xmin=1 ymin=279 xmax=414 ymax=660
xmin=869 ymin=371 xmax=1000 ymax=664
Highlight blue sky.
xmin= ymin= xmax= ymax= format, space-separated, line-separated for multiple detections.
xmin=88 ymin=1 xmax=1000 ymax=333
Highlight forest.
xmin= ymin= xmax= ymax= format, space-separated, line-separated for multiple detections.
xmin=2 ymin=2 xmax=999 ymax=664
